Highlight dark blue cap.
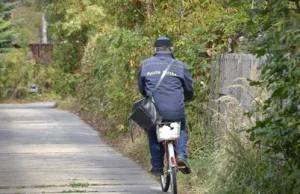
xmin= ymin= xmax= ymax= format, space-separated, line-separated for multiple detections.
xmin=154 ymin=36 xmax=173 ymax=47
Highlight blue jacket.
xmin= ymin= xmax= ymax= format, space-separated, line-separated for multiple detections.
xmin=138 ymin=51 xmax=194 ymax=120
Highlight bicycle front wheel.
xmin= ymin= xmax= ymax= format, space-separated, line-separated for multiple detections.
xmin=170 ymin=166 xmax=177 ymax=194
xmin=167 ymin=142 xmax=177 ymax=194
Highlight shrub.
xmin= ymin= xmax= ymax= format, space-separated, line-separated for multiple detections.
xmin=0 ymin=49 xmax=34 ymax=99
xmin=77 ymin=27 xmax=150 ymax=130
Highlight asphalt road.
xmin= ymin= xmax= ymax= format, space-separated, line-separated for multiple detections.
xmin=0 ymin=102 xmax=163 ymax=194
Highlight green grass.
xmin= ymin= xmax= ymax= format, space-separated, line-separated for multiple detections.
xmin=70 ymin=182 xmax=90 ymax=188
xmin=62 ymin=190 xmax=88 ymax=193
xmin=33 ymin=184 xmax=56 ymax=188
xmin=14 ymin=185 xmax=26 ymax=189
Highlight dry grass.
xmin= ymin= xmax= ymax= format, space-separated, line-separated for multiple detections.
xmin=198 ymin=95 xmax=259 ymax=194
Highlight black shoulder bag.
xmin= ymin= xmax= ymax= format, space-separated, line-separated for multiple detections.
xmin=129 ymin=60 xmax=175 ymax=141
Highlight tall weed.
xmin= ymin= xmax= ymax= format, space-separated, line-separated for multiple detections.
xmin=202 ymin=96 xmax=259 ymax=194
xmin=196 ymin=94 xmax=300 ymax=194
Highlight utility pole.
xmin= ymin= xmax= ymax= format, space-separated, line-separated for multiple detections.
xmin=41 ymin=12 xmax=48 ymax=43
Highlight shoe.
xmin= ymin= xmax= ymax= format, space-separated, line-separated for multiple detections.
xmin=177 ymin=156 xmax=192 ymax=174
xmin=150 ymin=167 xmax=163 ymax=177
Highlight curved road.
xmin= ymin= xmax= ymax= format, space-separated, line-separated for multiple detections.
xmin=0 ymin=102 xmax=162 ymax=194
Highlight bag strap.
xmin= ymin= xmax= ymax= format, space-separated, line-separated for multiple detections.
xmin=151 ymin=59 xmax=175 ymax=97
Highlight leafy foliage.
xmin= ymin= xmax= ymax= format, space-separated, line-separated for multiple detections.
xmin=260 ymin=0 xmax=298 ymax=161
xmin=46 ymin=0 xmax=105 ymax=73
xmin=0 ymin=43 xmax=57 ymax=99
xmin=0 ymin=48 xmax=34 ymax=98
xmin=238 ymin=0 xmax=300 ymax=168
xmin=78 ymin=27 xmax=150 ymax=131
xmin=0 ymin=1 xmax=18 ymax=52
xmin=223 ymin=0 xmax=300 ymax=193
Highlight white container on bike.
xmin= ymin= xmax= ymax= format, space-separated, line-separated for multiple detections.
xmin=156 ymin=122 xmax=181 ymax=143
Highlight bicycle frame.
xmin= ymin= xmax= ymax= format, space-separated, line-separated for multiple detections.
xmin=164 ymin=141 xmax=177 ymax=168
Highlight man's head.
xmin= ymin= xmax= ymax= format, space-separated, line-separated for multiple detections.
xmin=154 ymin=36 xmax=174 ymax=53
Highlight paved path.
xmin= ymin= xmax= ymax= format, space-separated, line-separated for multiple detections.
xmin=0 ymin=102 xmax=162 ymax=194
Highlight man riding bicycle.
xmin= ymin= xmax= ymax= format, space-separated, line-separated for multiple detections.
xmin=137 ymin=36 xmax=194 ymax=176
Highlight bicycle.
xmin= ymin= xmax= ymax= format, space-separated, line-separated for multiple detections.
xmin=156 ymin=122 xmax=182 ymax=194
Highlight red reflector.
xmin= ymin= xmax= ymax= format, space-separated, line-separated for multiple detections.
xmin=171 ymin=157 xmax=175 ymax=165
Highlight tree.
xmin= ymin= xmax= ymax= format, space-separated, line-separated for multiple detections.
xmin=0 ymin=2 xmax=17 ymax=53
xmin=46 ymin=0 xmax=106 ymax=73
